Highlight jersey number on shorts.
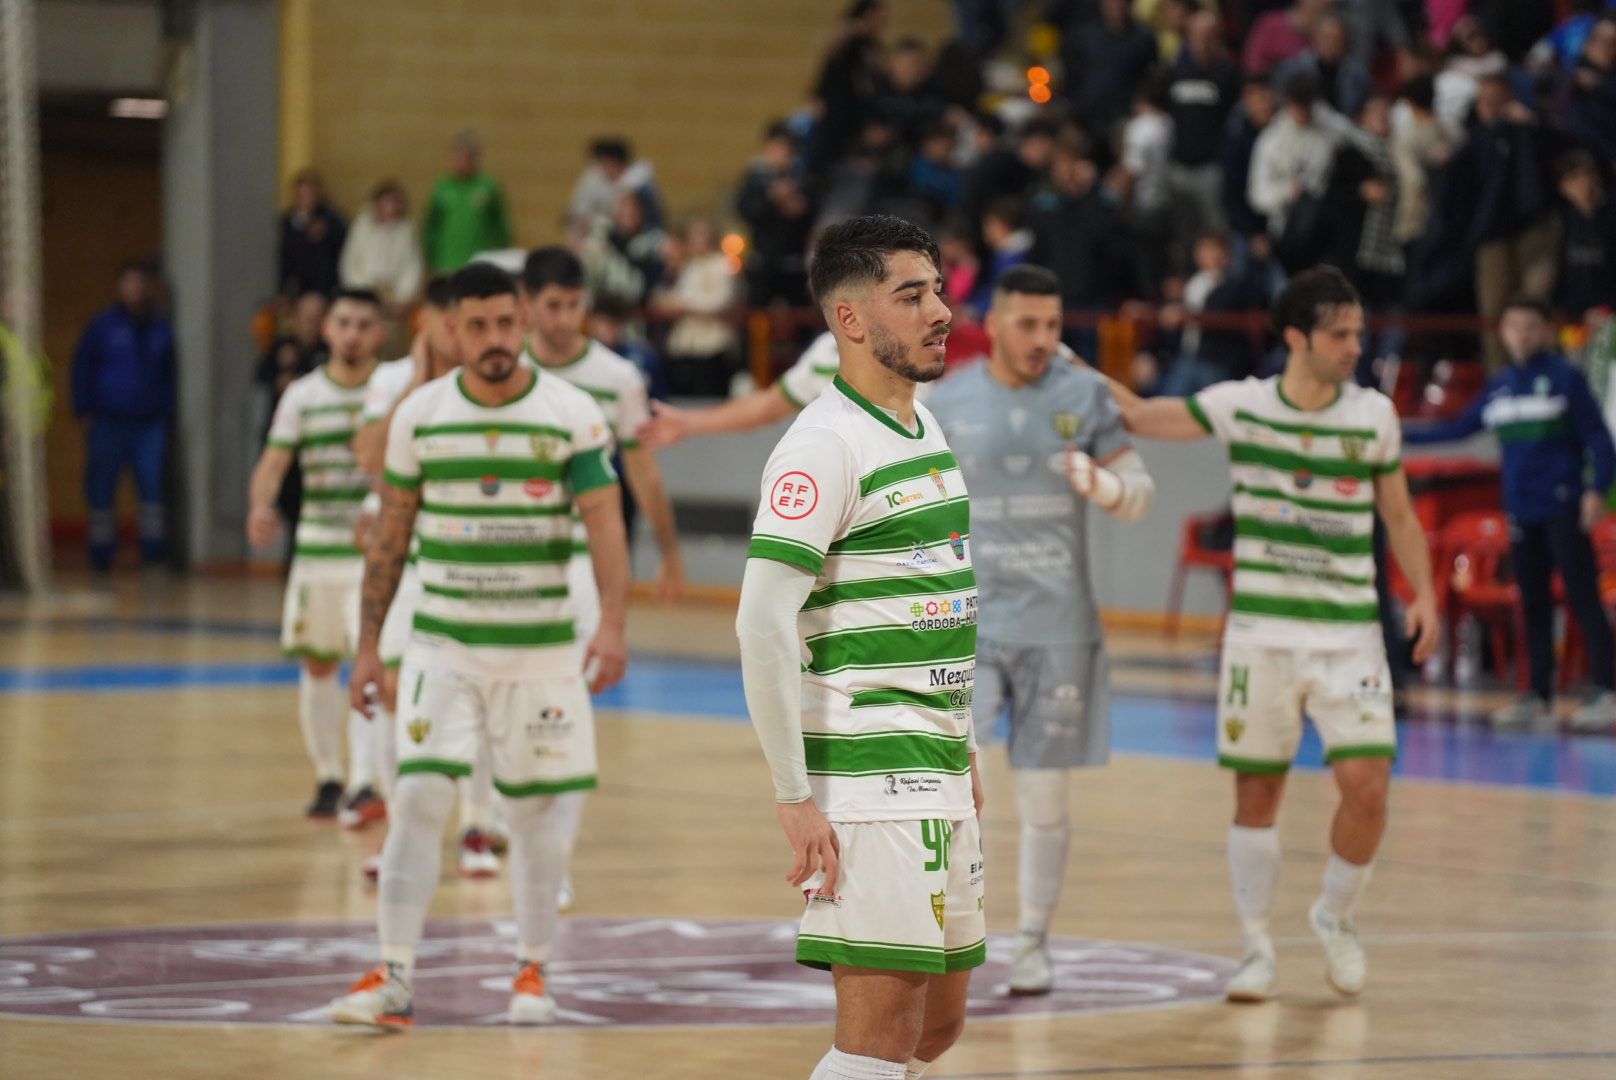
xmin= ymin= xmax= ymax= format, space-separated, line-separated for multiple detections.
xmin=921 ymin=819 xmax=954 ymax=871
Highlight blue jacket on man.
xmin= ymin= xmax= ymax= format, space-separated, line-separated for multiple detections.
xmin=71 ymin=305 xmax=176 ymax=420
xmin=1404 ymin=351 xmax=1615 ymax=524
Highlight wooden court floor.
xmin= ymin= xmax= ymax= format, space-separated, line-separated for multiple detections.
xmin=2 ymin=574 xmax=1615 ymax=1079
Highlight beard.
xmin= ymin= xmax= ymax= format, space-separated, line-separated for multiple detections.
xmin=475 ymin=349 xmax=517 ymax=383
xmin=870 ymin=321 xmax=947 ymax=384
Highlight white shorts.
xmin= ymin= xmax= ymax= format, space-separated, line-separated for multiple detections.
xmin=567 ymin=552 xmax=601 ymax=645
xmin=798 ymin=815 xmax=986 ymax=975
xmin=1216 ymin=639 xmax=1396 ymax=773
xmin=280 ymin=563 xmax=361 ymax=662
xmin=380 ymin=563 xmax=423 ymax=668
xmin=394 ymin=656 xmax=597 ymax=797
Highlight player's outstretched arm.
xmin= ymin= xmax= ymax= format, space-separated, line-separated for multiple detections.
xmin=1103 ymin=376 xmax=1211 ymax=441
xmin=736 ymin=556 xmax=841 ymax=895
xmin=638 ymin=388 xmax=799 ymax=449
xmin=1068 ymin=447 xmax=1156 ymax=522
xmin=245 ymin=445 xmax=294 ymax=549
xmin=352 ymin=479 xmax=421 ymax=715
xmin=1374 ymin=465 xmax=1441 ymax=665
xmin=620 ymin=445 xmax=687 ymax=601
xmin=577 ymin=484 xmax=631 ymax=693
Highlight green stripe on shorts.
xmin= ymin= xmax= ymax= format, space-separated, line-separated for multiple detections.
xmin=796 ymin=934 xmax=945 ymax=973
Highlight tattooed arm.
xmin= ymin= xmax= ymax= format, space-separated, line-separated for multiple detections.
xmin=350 ymin=479 xmax=421 ymax=716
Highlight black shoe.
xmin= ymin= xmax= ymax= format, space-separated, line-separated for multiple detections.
xmin=306 ymin=780 xmax=344 ymax=819
xmin=339 ymin=785 xmax=387 ymax=829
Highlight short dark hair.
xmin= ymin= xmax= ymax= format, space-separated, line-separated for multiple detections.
xmin=330 ymin=287 xmax=382 ymax=310
xmin=116 ymin=259 xmax=153 ymax=279
xmin=1403 ymin=74 xmax=1435 ymax=111
xmin=522 ymin=246 xmax=586 ymax=294
xmin=982 ymin=195 xmax=1026 ymax=230
xmin=1557 ymin=148 xmax=1600 ymax=182
xmin=1242 ymin=72 xmax=1275 ymax=94
xmin=1280 ymin=71 xmax=1319 ymax=109
xmin=449 ymin=262 xmax=518 ymax=304
xmin=809 ymin=214 xmax=940 ymax=307
xmin=590 ymin=137 xmax=632 ymax=164
xmin=763 ymin=119 xmax=793 ymax=143
xmin=992 ymin=264 xmax=1061 ymax=301
xmin=1271 ymin=265 xmax=1360 ymax=337
xmin=1019 ymin=115 xmax=1062 ymax=142
xmin=1502 ymin=293 xmax=1552 ymax=320
xmin=423 ymin=273 xmax=455 ymax=310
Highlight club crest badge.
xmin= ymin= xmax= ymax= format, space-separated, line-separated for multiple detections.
xmin=1225 ymin=718 xmax=1245 ymax=743
xmin=931 ymin=890 xmax=946 ymax=930
xmin=408 ymin=718 xmax=431 ymax=744
xmin=1052 ymin=411 xmax=1081 ymax=439
xmin=929 ymin=466 xmax=948 ymax=500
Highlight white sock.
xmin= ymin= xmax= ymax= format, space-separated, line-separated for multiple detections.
xmin=1227 ymin=824 xmax=1280 ymax=955
xmin=1013 ymin=768 xmax=1070 ymax=934
xmin=378 ymin=773 xmax=455 ymax=974
xmin=380 ymin=945 xmax=415 ymax=981
xmin=372 ymin=706 xmax=397 ymax=801
xmin=554 ymin=790 xmax=588 ymax=860
xmin=809 ymin=1048 xmax=906 ymax=1080
xmin=905 ymin=1058 xmax=932 ymax=1079
xmin=1319 ymin=852 xmax=1373 ymax=921
xmin=346 ymin=707 xmax=375 ymax=792
xmin=503 ymin=794 xmax=569 ymax=964
xmin=297 ymin=669 xmax=346 ymax=781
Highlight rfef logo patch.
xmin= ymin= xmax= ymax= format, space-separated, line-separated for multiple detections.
xmin=770 ymin=472 xmax=819 ymax=520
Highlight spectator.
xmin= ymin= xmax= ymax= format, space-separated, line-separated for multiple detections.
xmin=961 ymin=115 xmax=1060 ymax=227
xmin=566 ymin=136 xmax=666 ymax=232
xmin=1161 ymin=231 xmax=1271 ymax=393
xmin=422 ymin=130 xmax=512 ymax=272
xmin=1391 ymin=74 xmax=1455 ymax=244
xmin=1274 ymin=15 xmax=1373 ymax=118
xmin=1454 ymin=75 xmax=1558 ymax=370
xmin=1222 ymin=76 xmax=1280 ymax=248
xmin=1568 ymin=16 xmax=1616 ymax=167
xmin=589 ymin=297 xmax=665 ymax=400
xmin=909 ymin=120 xmax=965 ymax=222
xmin=1332 ymin=96 xmax=1405 ymax=307
xmin=1530 ymin=0 xmax=1608 ymax=75
xmin=1168 ymin=11 xmax=1242 ymax=267
xmin=1059 ymin=0 xmax=1159 ymax=135
xmin=877 ymin=36 xmax=946 ymax=148
xmin=584 ymin=189 xmax=666 ymax=309
xmin=338 ymin=179 xmax=423 ymax=315
xmin=939 ymin=217 xmax=982 ymax=314
xmin=1248 ymin=73 xmax=1348 ymax=265
xmin=70 ymin=261 xmax=176 ymax=570
xmin=1242 ymin=0 xmax=1333 ymax=76
xmin=1030 ymin=144 xmax=1134 ymax=336
xmin=1471 ymin=0 xmax=1556 ymax=62
xmin=735 ymin=121 xmax=815 ymax=307
xmin=1136 ymin=0 xmax=1197 ymax=62
xmin=1435 ymin=17 xmax=1509 ymax=137
xmin=652 ymin=219 xmax=740 ymax=397
xmin=1555 ymin=150 xmax=1616 ymax=320
xmin=970 ymin=196 xmax=1034 ymax=314
xmin=1405 ymin=296 xmax=1616 ymax=731
xmin=1120 ymin=73 xmax=1176 ymax=290
xmin=1334 ymin=0 xmax=1415 ymax=70
xmin=808 ymin=0 xmax=889 ymax=177
xmin=277 ymin=168 xmax=346 ymax=298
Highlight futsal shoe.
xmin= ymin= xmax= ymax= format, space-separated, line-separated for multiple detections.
xmin=361 ymin=855 xmax=381 ymax=884
xmin=1569 ymin=689 xmax=1616 ymax=733
xmin=1007 ymin=931 xmax=1053 ymax=995
xmin=1489 ymin=694 xmax=1554 ymax=731
xmin=1309 ymin=900 xmax=1366 ymax=996
xmin=339 ymin=786 xmax=387 ymax=830
xmin=1224 ymin=950 xmax=1276 ymax=1003
xmin=508 ymin=962 xmax=558 ymax=1024
xmin=457 ymin=828 xmax=500 ymax=878
xmin=329 ymin=964 xmax=413 ymax=1028
xmin=306 ymin=780 xmax=345 ymax=819
xmin=558 ymin=875 xmax=575 ymax=913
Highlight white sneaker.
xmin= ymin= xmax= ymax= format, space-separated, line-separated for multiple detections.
xmin=361 ymin=855 xmax=381 ymax=885
xmin=458 ymin=829 xmax=500 ymax=878
xmin=1569 ymin=690 xmax=1616 ymax=733
xmin=508 ymin=962 xmax=558 ymax=1024
xmin=1007 ymin=931 xmax=1053 ymax=996
xmin=1490 ymin=694 xmax=1554 ymax=731
xmin=557 ymin=875 xmax=575 ymax=913
xmin=329 ymin=964 xmax=413 ymax=1028
xmin=1224 ymin=950 xmax=1276 ymax=1003
xmin=1309 ymin=899 xmax=1366 ymax=996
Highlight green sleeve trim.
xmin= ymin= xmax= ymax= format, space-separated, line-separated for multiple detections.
xmin=617 ymin=438 xmax=641 ymax=451
xmin=1372 ymin=457 xmax=1402 ymax=476
xmin=281 ymin=646 xmax=344 ymax=663
xmin=748 ymin=535 xmax=825 ymax=575
xmin=777 ymin=378 xmax=807 ymax=409
xmin=1185 ymin=395 xmax=1214 ymax=434
xmin=383 ymin=467 xmax=421 ymax=491
xmin=494 ymin=775 xmax=599 ymax=798
xmin=1217 ymin=754 xmax=1291 ymax=775
xmin=1323 ymin=744 xmax=1398 ymax=764
xmin=398 ymin=758 xmax=473 ymax=779
xmin=266 ymin=438 xmax=297 ymax=451
xmin=568 ymin=446 xmax=619 ymax=494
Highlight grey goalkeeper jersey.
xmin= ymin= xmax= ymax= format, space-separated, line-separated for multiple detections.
xmin=926 ymin=356 xmax=1130 ymax=645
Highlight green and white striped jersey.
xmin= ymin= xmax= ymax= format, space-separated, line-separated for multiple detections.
xmin=524 ymin=339 xmax=647 ymax=555
xmin=267 ymin=365 xmax=375 ymax=573
xmin=359 ymin=357 xmax=413 ymax=426
xmin=776 ymin=331 xmax=840 ymax=409
xmin=1188 ymin=376 xmax=1402 ymax=648
xmin=383 ymin=368 xmax=618 ymax=678
xmin=748 ymin=375 xmax=978 ymax=823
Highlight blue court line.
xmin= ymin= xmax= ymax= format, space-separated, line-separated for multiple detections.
xmin=3 ymin=653 xmax=1615 ymax=798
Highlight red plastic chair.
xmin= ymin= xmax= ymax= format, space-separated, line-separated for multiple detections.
xmin=1559 ymin=515 xmax=1616 ymax=686
xmin=1437 ymin=511 xmax=1526 ymax=688
xmin=1166 ymin=510 xmax=1235 ymax=639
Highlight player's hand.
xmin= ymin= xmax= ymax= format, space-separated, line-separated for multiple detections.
xmin=246 ymin=505 xmax=282 ymax=550
xmin=639 ymin=400 xmax=692 ymax=450
xmin=349 ymin=646 xmax=385 ymax=719
xmin=352 ymin=510 xmax=376 ymax=550
xmin=1581 ymin=490 xmax=1606 ymax=534
xmin=778 ymin=798 xmax=840 ymax=894
xmin=970 ymin=753 xmax=985 ymax=818
xmin=1065 ymin=448 xmax=1121 ymax=511
xmin=1404 ymin=591 xmax=1441 ymax=666
xmin=656 ymin=554 xmax=688 ymax=603
xmin=584 ymin=622 xmax=628 ymax=693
